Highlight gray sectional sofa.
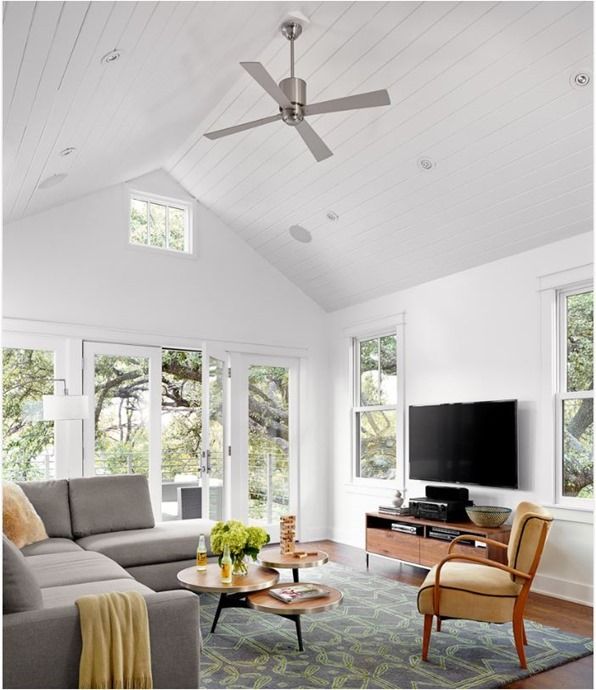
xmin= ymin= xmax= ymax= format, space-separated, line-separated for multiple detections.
xmin=3 ymin=474 xmax=215 ymax=689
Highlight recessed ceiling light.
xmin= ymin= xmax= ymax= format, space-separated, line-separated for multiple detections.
xmin=289 ymin=224 xmax=312 ymax=243
xmin=59 ymin=147 xmax=76 ymax=157
xmin=570 ymin=71 xmax=591 ymax=88
xmin=101 ymin=49 xmax=121 ymax=65
xmin=326 ymin=210 xmax=339 ymax=222
xmin=417 ymin=157 xmax=435 ymax=171
xmin=38 ymin=174 xmax=67 ymax=189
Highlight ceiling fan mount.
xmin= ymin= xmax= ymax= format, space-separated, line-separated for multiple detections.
xmin=204 ymin=20 xmax=391 ymax=161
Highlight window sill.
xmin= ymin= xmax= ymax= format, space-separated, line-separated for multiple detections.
xmin=344 ymin=482 xmax=401 ymax=498
xmin=542 ymin=503 xmax=594 ymax=524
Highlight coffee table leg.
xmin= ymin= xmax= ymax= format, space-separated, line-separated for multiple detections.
xmin=292 ymin=568 xmax=299 ymax=583
xmin=211 ymin=594 xmax=225 ymax=633
xmin=291 ymin=615 xmax=304 ymax=651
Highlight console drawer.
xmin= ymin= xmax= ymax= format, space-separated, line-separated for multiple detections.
xmin=419 ymin=538 xmax=482 ymax=567
xmin=366 ymin=527 xmax=420 ymax=563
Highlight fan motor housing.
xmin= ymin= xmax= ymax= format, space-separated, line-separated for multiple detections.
xmin=279 ymin=77 xmax=306 ymax=125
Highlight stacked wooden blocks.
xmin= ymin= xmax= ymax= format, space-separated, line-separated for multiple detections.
xmin=280 ymin=515 xmax=296 ymax=554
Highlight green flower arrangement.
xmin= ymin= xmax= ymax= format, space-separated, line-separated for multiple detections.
xmin=210 ymin=520 xmax=270 ymax=575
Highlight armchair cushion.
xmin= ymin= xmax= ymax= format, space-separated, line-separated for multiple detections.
xmin=507 ymin=502 xmax=553 ymax=583
xmin=417 ymin=561 xmax=522 ymax=623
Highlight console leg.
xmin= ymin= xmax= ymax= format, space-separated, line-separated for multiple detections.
xmin=366 ymin=553 xmax=369 ymax=569
xmin=292 ymin=568 xmax=299 ymax=583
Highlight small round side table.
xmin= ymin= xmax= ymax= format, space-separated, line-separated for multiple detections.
xmin=257 ymin=547 xmax=328 ymax=582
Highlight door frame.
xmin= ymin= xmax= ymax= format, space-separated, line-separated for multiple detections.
xmin=201 ymin=343 xmax=229 ymax=521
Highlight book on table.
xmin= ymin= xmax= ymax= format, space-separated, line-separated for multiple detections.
xmin=268 ymin=584 xmax=329 ymax=604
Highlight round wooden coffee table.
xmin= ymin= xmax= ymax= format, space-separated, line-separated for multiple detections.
xmin=177 ymin=563 xmax=279 ymax=633
xmin=257 ymin=547 xmax=329 ymax=582
xmin=247 ymin=583 xmax=343 ymax=651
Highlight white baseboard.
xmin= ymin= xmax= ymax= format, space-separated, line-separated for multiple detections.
xmin=532 ymin=573 xmax=593 ymax=607
xmin=299 ymin=526 xmax=332 ymax=543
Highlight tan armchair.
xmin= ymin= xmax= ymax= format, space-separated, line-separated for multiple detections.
xmin=417 ymin=501 xmax=553 ymax=668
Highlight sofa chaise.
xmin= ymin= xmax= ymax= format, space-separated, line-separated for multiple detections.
xmin=3 ymin=474 xmax=215 ymax=689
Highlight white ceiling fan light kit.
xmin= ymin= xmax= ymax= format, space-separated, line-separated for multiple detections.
xmin=204 ymin=21 xmax=392 ymax=162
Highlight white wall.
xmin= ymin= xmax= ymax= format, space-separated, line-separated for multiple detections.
xmin=329 ymin=232 xmax=594 ymax=605
xmin=3 ymin=169 xmax=331 ymax=541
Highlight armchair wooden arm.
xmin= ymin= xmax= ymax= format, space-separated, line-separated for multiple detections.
xmin=433 ymin=553 xmax=530 ymax=617
xmin=447 ymin=535 xmax=509 ymax=554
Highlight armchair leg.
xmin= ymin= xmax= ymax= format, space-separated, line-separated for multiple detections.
xmin=512 ymin=613 xmax=527 ymax=669
xmin=422 ymin=615 xmax=433 ymax=661
xmin=436 ymin=616 xmax=442 ymax=632
xmin=522 ymin=620 xmax=527 ymax=645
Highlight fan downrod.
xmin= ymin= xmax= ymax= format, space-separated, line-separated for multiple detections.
xmin=279 ymin=21 xmax=305 ymax=125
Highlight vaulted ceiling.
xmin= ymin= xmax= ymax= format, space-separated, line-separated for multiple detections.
xmin=4 ymin=1 xmax=593 ymax=311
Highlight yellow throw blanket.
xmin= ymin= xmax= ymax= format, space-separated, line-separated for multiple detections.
xmin=76 ymin=591 xmax=153 ymax=689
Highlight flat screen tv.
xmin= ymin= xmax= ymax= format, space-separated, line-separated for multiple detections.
xmin=409 ymin=400 xmax=518 ymax=489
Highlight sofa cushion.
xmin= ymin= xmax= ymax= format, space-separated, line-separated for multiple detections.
xmin=25 ymin=550 xmax=134 ymax=589
xmin=417 ymin=562 xmax=522 ymax=624
xmin=21 ymin=538 xmax=83 ymax=556
xmin=3 ymin=481 xmax=48 ymax=548
xmin=76 ymin=519 xmax=214 ymax=568
xmin=18 ymin=479 xmax=73 ymax=539
xmin=69 ymin=475 xmax=155 ymax=538
xmin=42 ymin=578 xmax=154 ymax=609
xmin=3 ymin=535 xmax=43 ymax=613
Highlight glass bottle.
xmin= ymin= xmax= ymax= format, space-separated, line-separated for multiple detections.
xmin=196 ymin=534 xmax=207 ymax=572
xmin=220 ymin=544 xmax=232 ymax=583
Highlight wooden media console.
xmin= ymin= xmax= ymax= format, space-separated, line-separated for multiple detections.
xmin=365 ymin=511 xmax=512 ymax=568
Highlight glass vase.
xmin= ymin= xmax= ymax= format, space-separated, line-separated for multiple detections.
xmin=232 ymin=555 xmax=248 ymax=576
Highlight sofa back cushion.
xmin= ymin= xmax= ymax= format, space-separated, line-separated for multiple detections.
xmin=18 ymin=479 xmax=73 ymax=539
xmin=69 ymin=475 xmax=155 ymax=538
xmin=3 ymin=535 xmax=43 ymax=613
xmin=3 ymin=482 xmax=48 ymax=548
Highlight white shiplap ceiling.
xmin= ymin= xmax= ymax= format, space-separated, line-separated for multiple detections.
xmin=4 ymin=1 xmax=593 ymax=311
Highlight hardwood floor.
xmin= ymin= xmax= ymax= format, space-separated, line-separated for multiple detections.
xmin=301 ymin=540 xmax=593 ymax=689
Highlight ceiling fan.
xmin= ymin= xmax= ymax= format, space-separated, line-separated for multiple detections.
xmin=204 ymin=21 xmax=391 ymax=162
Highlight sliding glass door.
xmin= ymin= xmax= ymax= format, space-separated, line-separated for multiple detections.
xmin=230 ymin=354 xmax=299 ymax=540
xmin=83 ymin=343 xmax=161 ymax=515
xmin=83 ymin=342 xmax=228 ymax=521
xmin=2 ymin=334 xmax=63 ymax=481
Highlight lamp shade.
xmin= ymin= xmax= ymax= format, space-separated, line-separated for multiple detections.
xmin=42 ymin=394 xmax=90 ymax=421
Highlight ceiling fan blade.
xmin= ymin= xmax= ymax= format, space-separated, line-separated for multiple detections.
xmin=304 ymin=89 xmax=391 ymax=116
xmin=240 ymin=62 xmax=292 ymax=108
xmin=204 ymin=114 xmax=282 ymax=140
xmin=295 ymin=120 xmax=333 ymax=162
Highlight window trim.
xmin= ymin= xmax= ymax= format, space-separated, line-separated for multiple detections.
xmin=350 ymin=320 xmax=405 ymax=488
xmin=555 ymin=283 xmax=594 ymax=508
xmin=128 ymin=189 xmax=193 ymax=255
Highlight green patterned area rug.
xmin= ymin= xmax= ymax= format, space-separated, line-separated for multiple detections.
xmin=199 ymin=562 xmax=592 ymax=689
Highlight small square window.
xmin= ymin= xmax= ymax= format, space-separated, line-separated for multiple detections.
xmin=129 ymin=193 xmax=191 ymax=254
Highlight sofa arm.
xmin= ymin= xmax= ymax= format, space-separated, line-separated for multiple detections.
xmin=3 ymin=591 xmax=200 ymax=689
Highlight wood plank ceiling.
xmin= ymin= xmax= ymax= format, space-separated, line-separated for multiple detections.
xmin=4 ymin=1 xmax=593 ymax=311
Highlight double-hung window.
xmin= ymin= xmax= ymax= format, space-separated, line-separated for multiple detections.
xmin=129 ymin=192 xmax=192 ymax=254
xmin=353 ymin=333 xmax=398 ymax=481
xmin=557 ymin=286 xmax=593 ymax=503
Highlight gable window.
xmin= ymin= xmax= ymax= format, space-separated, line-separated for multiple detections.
xmin=557 ymin=286 xmax=593 ymax=503
xmin=129 ymin=192 xmax=191 ymax=254
xmin=353 ymin=333 xmax=398 ymax=480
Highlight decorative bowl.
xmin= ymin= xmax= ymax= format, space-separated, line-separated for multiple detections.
xmin=466 ymin=506 xmax=511 ymax=527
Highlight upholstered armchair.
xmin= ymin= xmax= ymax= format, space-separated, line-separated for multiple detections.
xmin=417 ymin=501 xmax=553 ymax=668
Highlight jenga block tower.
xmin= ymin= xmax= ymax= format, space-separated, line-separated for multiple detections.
xmin=280 ymin=515 xmax=296 ymax=554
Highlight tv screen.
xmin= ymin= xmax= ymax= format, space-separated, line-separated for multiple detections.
xmin=408 ymin=400 xmax=518 ymax=489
